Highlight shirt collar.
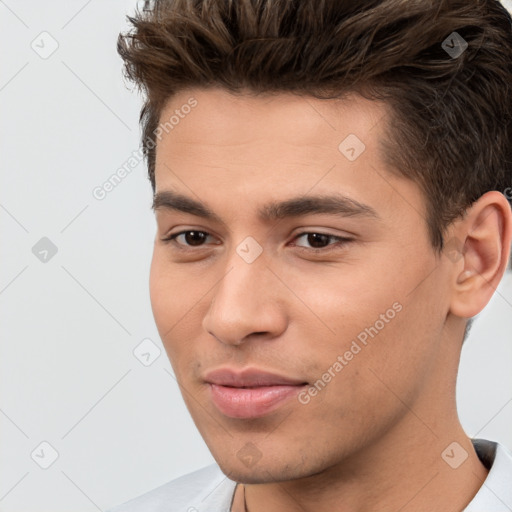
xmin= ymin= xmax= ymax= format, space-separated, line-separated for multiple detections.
xmin=464 ymin=438 xmax=512 ymax=511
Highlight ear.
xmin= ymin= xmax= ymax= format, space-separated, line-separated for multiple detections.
xmin=448 ymin=191 xmax=512 ymax=319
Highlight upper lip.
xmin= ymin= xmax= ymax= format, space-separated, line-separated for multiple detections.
xmin=204 ymin=367 xmax=308 ymax=387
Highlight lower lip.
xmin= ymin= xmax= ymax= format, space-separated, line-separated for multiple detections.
xmin=208 ymin=383 xmax=306 ymax=418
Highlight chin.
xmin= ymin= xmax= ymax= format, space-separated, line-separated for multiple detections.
xmin=219 ymin=465 xmax=290 ymax=485
xmin=214 ymin=454 xmax=314 ymax=485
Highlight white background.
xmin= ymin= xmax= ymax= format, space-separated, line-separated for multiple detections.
xmin=1 ymin=1 xmax=511 ymax=510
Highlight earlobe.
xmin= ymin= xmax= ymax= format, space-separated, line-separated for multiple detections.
xmin=449 ymin=191 xmax=512 ymax=319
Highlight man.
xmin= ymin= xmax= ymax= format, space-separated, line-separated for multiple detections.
xmin=110 ymin=0 xmax=512 ymax=510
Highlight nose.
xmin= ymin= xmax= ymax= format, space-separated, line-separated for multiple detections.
xmin=202 ymin=252 xmax=288 ymax=346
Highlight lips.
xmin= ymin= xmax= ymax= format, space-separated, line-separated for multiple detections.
xmin=204 ymin=367 xmax=308 ymax=418
xmin=204 ymin=367 xmax=308 ymax=387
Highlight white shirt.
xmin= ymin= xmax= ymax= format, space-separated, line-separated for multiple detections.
xmin=107 ymin=439 xmax=512 ymax=511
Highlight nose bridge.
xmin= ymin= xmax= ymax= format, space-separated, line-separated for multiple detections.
xmin=202 ymin=244 xmax=285 ymax=345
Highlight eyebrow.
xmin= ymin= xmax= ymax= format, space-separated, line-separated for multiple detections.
xmin=151 ymin=190 xmax=380 ymax=224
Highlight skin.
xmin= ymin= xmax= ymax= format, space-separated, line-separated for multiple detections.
xmin=149 ymin=86 xmax=512 ymax=512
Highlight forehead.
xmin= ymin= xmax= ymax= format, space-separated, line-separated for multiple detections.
xmin=152 ymin=87 xmax=426 ymax=228
xmin=154 ymin=87 xmax=390 ymax=183
xmin=157 ymin=86 xmax=389 ymax=151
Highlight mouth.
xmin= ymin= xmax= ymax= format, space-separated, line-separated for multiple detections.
xmin=208 ymin=383 xmax=308 ymax=418
xmin=204 ymin=367 xmax=308 ymax=419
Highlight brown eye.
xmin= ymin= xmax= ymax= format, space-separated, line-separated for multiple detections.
xmin=292 ymin=232 xmax=353 ymax=251
xmin=162 ymin=230 xmax=213 ymax=247
xmin=300 ymin=233 xmax=332 ymax=249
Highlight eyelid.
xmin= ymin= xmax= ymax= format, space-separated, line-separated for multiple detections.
xmin=162 ymin=230 xmax=219 ymax=247
xmin=292 ymin=231 xmax=353 ymax=250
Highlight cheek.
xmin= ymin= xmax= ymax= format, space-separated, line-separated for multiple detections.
xmin=346 ymin=283 xmax=445 ymax=414
xmin=148 ymin=251 xmax=208 ymax=371
xmin=149 ymin=252 xmax=167 ymax=324
xmin=286 ymin=261 xmax=434 ymax=395
xmin=149 ymin=251 xmax=183 ymax=346
xmin=284 ymin=263 xmax=403 ymax=349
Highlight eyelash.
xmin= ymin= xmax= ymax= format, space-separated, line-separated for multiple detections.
xmin=160 ymin=230 xmax=353 ymax=253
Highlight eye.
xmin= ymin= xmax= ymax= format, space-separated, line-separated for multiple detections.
xmin=160 ymin=230 xmax=353 ymax=252
xmin=291 ymin=232 xmax=353 ymax=252
xmin=161 ymin=230 xmax=216 ymax=248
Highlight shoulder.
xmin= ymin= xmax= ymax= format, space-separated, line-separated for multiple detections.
xmin=107 ymin=463 xmax=237 ymax=512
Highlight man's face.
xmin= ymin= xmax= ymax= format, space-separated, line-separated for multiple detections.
xmin=150 ymin=87 xmax=454 ymax=482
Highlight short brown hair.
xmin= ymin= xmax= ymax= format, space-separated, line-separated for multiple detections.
xmin=117 ymin=0 xmax=512 ymax=252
